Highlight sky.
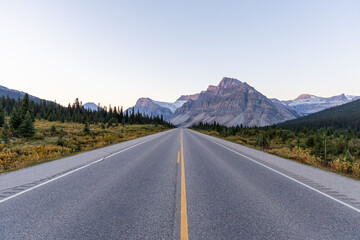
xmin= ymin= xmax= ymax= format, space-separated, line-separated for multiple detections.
xmin=0 ymin=0 xmax=359 ymax=109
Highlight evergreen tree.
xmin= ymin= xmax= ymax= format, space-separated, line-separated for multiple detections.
xmin=256 ymin=133 xmax=269 ymax=149
xmin=21 ymin=93 xmax=30 ymax=119
xmin=18 ymin=111 xmax=36 ymax=138
xmin=50 ymin=125 xmax=57 ymax=135
xmin=83 ymin=122 xmax=90 ymax=134
xmin=0 ymin=104 xmax=4 ymax=127
xmin=1 ymin=120 xmax=10 ymax=143
xmin=344 ymin=149 xmax=353 ymax=162
xmin=10 ymin=107 xmax=22 ymax=131
xmin=306 ymin=136 xmax=315 ymax=147
xmin=56 ymin=130 xmax=64 ymax=146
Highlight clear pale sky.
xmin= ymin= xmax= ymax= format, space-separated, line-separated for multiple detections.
xmin=0 ymin=0 xmax=359 ymax=109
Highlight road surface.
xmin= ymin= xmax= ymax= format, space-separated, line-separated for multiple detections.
xmin=0 ymin=128 xmax=359 ymax=239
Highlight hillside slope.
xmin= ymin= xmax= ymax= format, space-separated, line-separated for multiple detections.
xmin=0 ymin=85 xmax=45 ymax=103
xmin=278 ymin=99 xmax=360 ymax=130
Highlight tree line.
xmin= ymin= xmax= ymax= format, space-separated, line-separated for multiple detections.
xmin=192 ymin=121 xmax=360 ymax=164
xmin=0 ymin=94 xmax=173 ymax=141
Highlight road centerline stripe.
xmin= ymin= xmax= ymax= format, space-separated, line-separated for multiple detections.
xmin=180 ymin=130 xmax=189 ymax=240
xmin=177 ymin=150 xmax=180 ymax=164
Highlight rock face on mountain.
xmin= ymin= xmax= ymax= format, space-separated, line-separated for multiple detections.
xmin=130 ymin=98 xmax=174 ymax=120
xmin=279 ymin=94 xmax=359 ymax=115
xmin=170 ymin=77 xmax=300 ymax=127
xmin=176 ymin=93 xmax=200 ymax=102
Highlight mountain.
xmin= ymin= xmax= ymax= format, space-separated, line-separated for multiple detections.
xmin=128 ymin=93 xmax=200 ymax=120
xmin=170 ymin=77 xmax=300 ymax=127
xmin=152 ymin=98 xmax=185 ymax=114
xmin=83 ymin=102 xmax=102 ymax=111
xmin=0 ymin=85 xmax=44 ymax=103
xmin=278 ymin=93 xmax=359 ymax=115
xmin=278 ymin=99 xmax=360 ymax=130
xmin=176 ymin=94 xmax=200 ymax=102
xmin=128 ymin=98 xmax=174 ymax=120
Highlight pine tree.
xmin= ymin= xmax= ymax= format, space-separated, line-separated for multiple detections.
xmin=344 ymin=149 xmax=353 ymax=162
xmin=18 ymin=111 xmax=36 ymax=138
xmin=10 ymin=107 xmax=22 ymax=131
xmin=83 ymin=122 xmax=90 ymax=134
xmin=0 ymin=104 xmax=4 ymax=127
xmin=50 ymin=125 xmax=57 ymax=135
xmin=21 ymin=93 xmax=30 ymax=119
xmin=1 ymin=120 xmax=10 ymax=143
xmin=56 ymin=130 xmax=64 ymax=146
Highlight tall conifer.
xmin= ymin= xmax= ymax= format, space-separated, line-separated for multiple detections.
xmin=18 ymin=111 xmax=36 ymax=138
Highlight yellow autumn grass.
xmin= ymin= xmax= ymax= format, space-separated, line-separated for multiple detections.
xmin=0 ymin=120 xmax=170 ymax=173
xmin=196 ymin=130 xmax=360 ymax=180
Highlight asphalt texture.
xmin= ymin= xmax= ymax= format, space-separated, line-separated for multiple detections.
xmin=0 ymin=128 xmax=359 ymax=239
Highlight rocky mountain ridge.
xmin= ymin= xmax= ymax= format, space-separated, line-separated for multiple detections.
xmin=170 ymin=77 xmax=300 ymax=127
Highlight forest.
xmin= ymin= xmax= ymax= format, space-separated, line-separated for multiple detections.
xmin=0 ymin=94 xmax=173 ymax=172
xmin=0 ymin=94 xmax=173 ymax=139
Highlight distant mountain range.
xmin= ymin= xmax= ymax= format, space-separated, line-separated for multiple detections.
xmin=278 ymin=98 xmax=360 ymax=130
xmin=0 ymin=85 xmax=45 ymax=103
xmin=272 ymin=94 xmax=360 ymax=115
xmin=0 ymin=85 xmax=100 ymax=112
xmin=129 ymin=77 xmax=359 ymax=127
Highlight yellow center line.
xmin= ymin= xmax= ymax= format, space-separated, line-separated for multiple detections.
xmin=180 ymin=130 xmax=189 ymax=240
xmin=177 ymin=150 xmax=180 ymax=164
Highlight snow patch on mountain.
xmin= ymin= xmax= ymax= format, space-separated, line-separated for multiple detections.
xmin=278 ymin=94 xmax=360 ymax=115
xmin=346 ymin=95 xmax=360 ymax=101
xmin=152 ymin=99 xmax=187 ymax=113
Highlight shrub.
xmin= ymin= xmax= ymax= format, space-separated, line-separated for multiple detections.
xmin=57 ymin=130 xmax=64 ymax=146
xmin=352 ymin=162 xmax=360 ymax=178
xmin=83 ymin=122 xmax=90 ymax=134
xmin=50 ymin=125 xmax=57 ymax=135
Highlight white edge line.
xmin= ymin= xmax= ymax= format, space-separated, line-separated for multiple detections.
xmin=190 ymin=130 xmax=360 ymax=214
xmin=0 ymin=131 xmax=169 ymax=204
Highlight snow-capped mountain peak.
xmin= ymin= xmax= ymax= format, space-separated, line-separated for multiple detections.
xmin=277 ymin=93 xmax=360 ymax=115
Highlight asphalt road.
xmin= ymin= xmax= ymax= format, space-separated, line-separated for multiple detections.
xmin=0 ymin=128 xmax=359 ymax=239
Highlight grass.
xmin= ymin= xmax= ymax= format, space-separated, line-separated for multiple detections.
xmin=194 ymin=129 xmax=360 ymax=180
xmin=0 ymin=120 xmax=170 ymax=173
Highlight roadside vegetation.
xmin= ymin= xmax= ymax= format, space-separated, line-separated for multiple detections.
xmin=192 ymin=122 xmax=360 ymax=179
xmin=0 ymin=94 xmax=173 ymax=172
